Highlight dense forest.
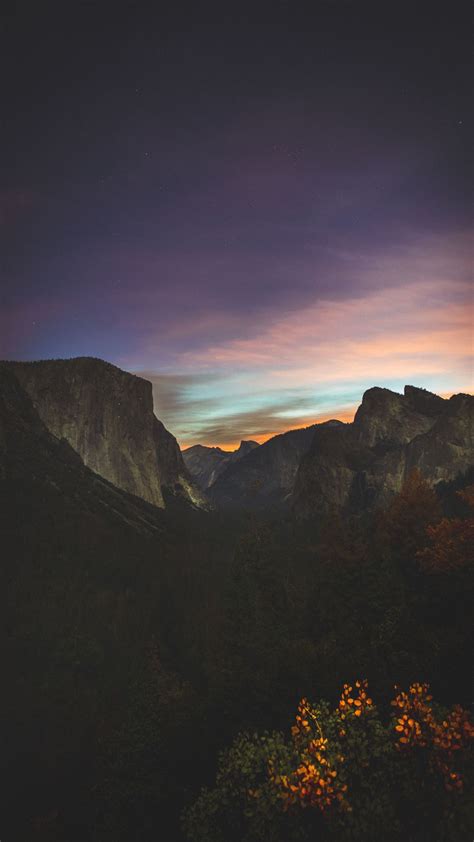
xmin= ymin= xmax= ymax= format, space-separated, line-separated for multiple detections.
xmin=1 ymin=462 xmax=473 ymax=841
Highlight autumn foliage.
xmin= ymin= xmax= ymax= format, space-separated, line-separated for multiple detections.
xmin=417 ymin=485 xmax=474 ymax=573
xmin=271 ymin=696 xmax=349 ymax=813
xmin=391 ymin=682 xmax=474 ymax=794
xmin=184 ymin=680 xmax=474 ymax=841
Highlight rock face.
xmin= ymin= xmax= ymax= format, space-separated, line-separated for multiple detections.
xmin=230 ymin=440 xmax=260 ymax=462
xmin=208 ymin=421 xmax=343 ymax=509
xmin=182 ymin=440 xmax=259 ymax=490
xmin=293 ymin=386 xmax=474 ymax=517
xmin=0 ymin=364 xmax=166 ymax=534
xmin=5 ymin=358 xmax=206 ymax=510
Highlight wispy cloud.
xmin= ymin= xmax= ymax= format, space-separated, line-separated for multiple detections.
xmin=141 ymin=376 xmax=355 ymax=449
xmin=182 ymin=284 xmax=469 ymax=375
xmin=130 ymin=234 xmax=472 ymax=447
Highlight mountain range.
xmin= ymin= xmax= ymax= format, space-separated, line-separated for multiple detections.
xmin=182 ymin=440 xmax=259 ymax=489
xmin=1 ymin=355 xmax=472 ymax=840
xmin=1 ymin=357 xmax=472 ymax=520
xmin=207 ymin=421 xmax=344 ymax=509
xmin=185 ymin=386 xmax=473 ymax=514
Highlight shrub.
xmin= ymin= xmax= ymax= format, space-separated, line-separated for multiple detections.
xmin=183 ymin=681 xmax=473 ymax=841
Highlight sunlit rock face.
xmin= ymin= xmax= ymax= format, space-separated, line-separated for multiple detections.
xmin=0 ymin=364 xmax=166 ymax=534
xmin=5 ymin=357 xmax=206 ymax=510
xmin=352 ymin=386 xmax=442 ymax=449
xmin=293 ymin=386 xmax=473 ymax=517
xmin=208 ymin=422 xmax=343 ymax=509
xmin=182 ymin=440 xmax=259 ymax=490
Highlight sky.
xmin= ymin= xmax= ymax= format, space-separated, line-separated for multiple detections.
xmin=1 ymin=2 xmax=472 ymax=448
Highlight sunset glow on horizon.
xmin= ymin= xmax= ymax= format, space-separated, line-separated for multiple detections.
xmin=139 ymin=251 xmax=472 ymax=447
xmin=2 ymin=5 xmax=471 ymax=448
xmin=181 ymin=409 xmax=358 ymax=452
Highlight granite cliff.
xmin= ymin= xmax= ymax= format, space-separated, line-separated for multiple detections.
xmin=0 ymin=364 xmax=166 ymax=534
xmin=182 ymin=439 xmax=259 ymax=490
xmin=293 ymin=386 xmax=473 ymax=517
xmin=4 ymin=358 xmax=206 ymax=510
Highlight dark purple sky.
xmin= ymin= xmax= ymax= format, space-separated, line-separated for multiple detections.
xmin=1 ymin=3 xmax=471 ymax=447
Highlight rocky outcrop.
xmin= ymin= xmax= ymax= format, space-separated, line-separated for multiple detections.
xmin=182 ymin=440 xmax=259 ymax=490
xmin=0 ymin=364 xmax=166 ymax=534
xmin=293 ymin=386 xmax=473 ymax=517
xmin=208 ymin=421 xmax=343 ymax=509
xmin=229 ymin=440 xmax=260 ymax=462
xmin=352 ymin=386 xmax=441 ymax=449
xmin=405 ymin=393 xmax=474 ymax=482
xmin=4 ymin=357 xmax=206 ymax=510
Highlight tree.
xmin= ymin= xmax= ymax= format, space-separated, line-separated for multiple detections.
xmin=378 ymin=469 xmax=441 ymax=566
xmin=418 ymin=486 xmax=474 ymax=574
xmin=183 ymin=681 xmax=474 ymax=842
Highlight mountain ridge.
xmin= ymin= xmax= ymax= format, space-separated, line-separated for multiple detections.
xmin=3 ymin=358 xmax=471 ymax=516
xmin=208 ymin=420 xmax=345 ymax=508
xmin=182 ymin=439 xmax=259 ymax=489
xmin=293 ymin=385 xmax=473 ymax=516
xmin=3 ymin=357 xmax=206 ymax=510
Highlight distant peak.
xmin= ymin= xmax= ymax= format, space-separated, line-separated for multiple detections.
xmin=232 ymin=440 xmax=260 ymax=459
xmin=182 ymin=444 xmax=226 ymax=455
xmin=237 ymin=439 xmax=259 ymax=451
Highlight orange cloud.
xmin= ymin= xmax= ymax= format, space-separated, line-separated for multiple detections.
xmin=139 ymin=236 xmax=472 ymax=447
xmin=178 ymin=279 xmax=472 ymax=390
